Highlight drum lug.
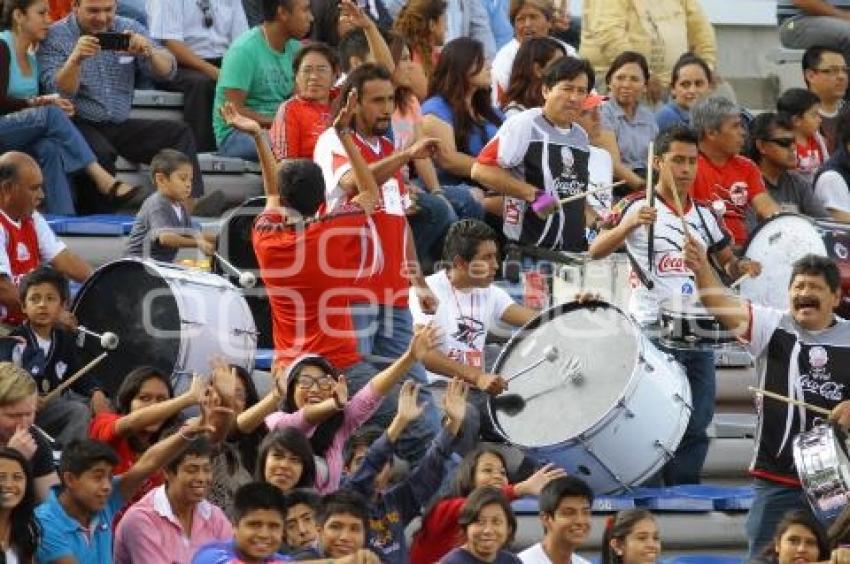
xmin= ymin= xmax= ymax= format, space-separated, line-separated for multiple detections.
xmin=181 ymin=318 xmax=202 ymax=326
xmin=673 ymin=392 xmax=693 ymax=411
xmin=654 ymin=440 xmax=675 ymax=460
xmin=232 ymin=327 xmax=260 ymax=336
xmin=616 ymin=399 xmax=635 ymax=418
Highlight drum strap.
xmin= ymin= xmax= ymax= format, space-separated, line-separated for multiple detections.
xmin=694 ymin=205 xmax=733 ymax=285
xmin=504 ymin=244 xmax=584 ymax=266
xmin=624 ymin=250 xmax=654 ymax=290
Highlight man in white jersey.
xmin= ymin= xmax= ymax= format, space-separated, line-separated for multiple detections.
xmin=684 ymin=240 xmax=850 ymax=557
xmin=588 ymin=126 xmax=761 ymax=485
xmin=409 ymin=219 xmax=538 ymax=436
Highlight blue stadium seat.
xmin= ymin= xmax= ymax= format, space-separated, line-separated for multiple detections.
xmin=255 ymin=349 xmax=274 ymax=370
xmin=663 ymin=556 xmax=743 ymax=564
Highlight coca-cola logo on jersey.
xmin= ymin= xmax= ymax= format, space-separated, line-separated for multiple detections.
xmin=657 ymin=253 xmax=690 ymax=274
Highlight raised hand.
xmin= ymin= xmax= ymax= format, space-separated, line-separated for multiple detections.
xmin=406 ymin=138 xmax=441 ymax=160
xmin=187 ymin=373 xmax=210 ymax=404
xmin=333 ymin=374 xmax=349 ymax=410
xmin=334 ymin=88 xmax=359 ymax=133
xmin=220 ymin=102 xmax=262 ymax=136
xmin=396 ymin=380 xmax=424 ymax=423
xmin=338 ymin=0 xmax=372 ymax=29
xmin=514 ymin=463 xmax=568 ymax=497
xmin=475 ymin=372 xmax=507 ymax=395
xmin=442 ymin=378 xmax=468 ymax=427
xmin=408 ymin=323 xmax=441 ymax=361
xmin=629 ymin=205 xmax=657 ymax=229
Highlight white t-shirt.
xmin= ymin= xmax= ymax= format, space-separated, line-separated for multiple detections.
xmin=491 ymin=37 xmax=577 ymax=106
xmin=409 ymin=270 xmax=514 ymax=383
xmin=587 ymin=145 xmax=614 ymax=214
xmin=814 ymin=170 xmax=850 ymax=213
xmin=0 ymin=210 xmax=65 ymax=279
xmin=519 ymin=543 xmax=591 ymax=564
xmin=614 ymin=195 xmax=729 ymax=325
xmin=147 ymin=0 xmax=249 ymax=60
xmin=4 ymin=548 xmax=18 ymax=564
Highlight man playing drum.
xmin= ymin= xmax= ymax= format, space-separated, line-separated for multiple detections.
xmin=683 ymin=240 xmax=850 ymax=558
xmin=589 ymin=126 xmax=761 ymax=485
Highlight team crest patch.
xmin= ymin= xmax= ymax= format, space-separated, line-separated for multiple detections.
xmin=809 ymin=346 xmax=829 ymax=369
xmin=16 ymin=242 xmax=29 ymax=261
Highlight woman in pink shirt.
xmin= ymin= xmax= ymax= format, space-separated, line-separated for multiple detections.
xmin=243 ymin=325 xmax=438 ymax=493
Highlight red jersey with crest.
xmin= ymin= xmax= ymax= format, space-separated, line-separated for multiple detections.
xmin=314 ymin=127 xmax=411 ymax=307
xmin=606 ymin=191 xmax=730 ymax=325
xmin=0 ymin=211 xmax=58 ymax=324
xmin=691 ymin=153 xmax=766 ymax=246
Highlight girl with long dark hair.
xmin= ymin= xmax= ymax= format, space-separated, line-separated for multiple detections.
xmin=0 ymin=447 xmax=38 ymax=563
xmin=601 ymin=509 xmax=662 ymax=564
xmin=422 ymin=37 xmax=504 ymax=219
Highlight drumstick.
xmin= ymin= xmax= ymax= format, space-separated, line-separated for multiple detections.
xmin=730 ymin=273 xmax=752 ymax=290
xmin=665 ymin=167 xmax=690 ymax=237
xmin=646 ymin=142 xmax=656 ymax=273
xmin=532 ymin=182 xmax=626 ymax=217
xmin=748 ymin=386 xmax=832 ymax=416
xmin=43 ymin=352 xmax=108 ymax=404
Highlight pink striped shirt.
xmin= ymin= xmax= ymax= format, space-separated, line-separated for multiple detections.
xmin=113 ymin=485 xmax=232 ymax=564
xmin=265 ymin=381 xmax=383 ymax=493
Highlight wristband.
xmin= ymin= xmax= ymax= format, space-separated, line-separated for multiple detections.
xmin=432 ymin=188 xmax=444 ymax=196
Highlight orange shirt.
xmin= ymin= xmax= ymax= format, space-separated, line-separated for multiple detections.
xmin=692 ymin=153 xmax=766 ymax=246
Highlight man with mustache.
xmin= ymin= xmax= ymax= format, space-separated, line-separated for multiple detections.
xmin=683 ymin=240 xmax=850 ymax=559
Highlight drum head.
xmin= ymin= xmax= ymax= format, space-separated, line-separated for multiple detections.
xmin=741 ymin=214 xmax=827 ymax=310
xmin=491 ymin=301 xmax=639 ymax=447
xmin=213 ymin=196 xmax=272 ymax=349
xmin=73 ymin=260 xmax=181 ymax=398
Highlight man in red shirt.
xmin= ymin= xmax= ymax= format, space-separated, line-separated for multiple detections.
xmin=314 ymin=64 xmax=444 ymax=442
xmin=0 ymin=152 xmax=91 ymax=324
xmin=690 ymin=97 xmax=779 ymax=248
xmin=222 ymin=96 xmax=436 ymax=463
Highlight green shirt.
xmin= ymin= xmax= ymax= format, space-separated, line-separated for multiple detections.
xmin=213 ymin=27 xmax=300 ymax=144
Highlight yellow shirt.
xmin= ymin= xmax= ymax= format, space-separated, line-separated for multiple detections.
xmin=579 ymin=0 xmax=717 ymax=85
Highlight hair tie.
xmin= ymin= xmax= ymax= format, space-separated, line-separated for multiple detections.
xmin=605 ymin=515 xmax=615 ymax=531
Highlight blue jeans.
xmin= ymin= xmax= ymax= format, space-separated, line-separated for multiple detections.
xmin=218 ymin=129 xmax=260 ymax=161
xmin=746 ymin=480 xmax=810 ymax=559
xmin=442 ymin=184 xmax=484 ymax=220
xmin=408 ymin=191 xmax=454 ymax=267
xmin=350 ymin=303 xmax=440 ymax=461
xmin=0 ymin=106 xmax=95 ymax=215
xmin=653 ymin=339 xmax=716 ymax=485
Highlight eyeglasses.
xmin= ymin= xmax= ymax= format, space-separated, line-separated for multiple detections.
xmin=813 ymin=66 xmax=850 ymax=76
xmin=297 ymin=65 xmax=332 ymax=77
xmin=765 ymin=137 xmax=796 ymax=148
xmin=197 ymin=0 xmax=213 ymax=28
xmin=296 ymin=374 xmax=335 ymax=391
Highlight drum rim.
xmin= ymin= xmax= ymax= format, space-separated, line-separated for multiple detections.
xmin=488 ymin=299 xmax=642 ymax=446
xmin=741 ymin=212 xmax=825 ymax=256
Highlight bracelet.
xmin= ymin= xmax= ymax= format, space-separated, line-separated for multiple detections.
xmin=178 ymin=426 xmax=199 ymax=442
xmin=432 ymin=188 xmax=444 ymax=196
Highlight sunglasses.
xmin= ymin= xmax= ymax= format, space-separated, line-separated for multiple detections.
xmin=197 ymin=0 xmax=213 ymax=28
xmin=765 ymin=137 xmax=796 ymax=148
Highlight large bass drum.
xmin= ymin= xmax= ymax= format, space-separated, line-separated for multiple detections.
xmin=212 ymin=196 xmax=272 ymax=349
xmin=72 ymin=258 xmax=257 ymax=397
xmin=489 ymin=301 xmax=692 ymax=493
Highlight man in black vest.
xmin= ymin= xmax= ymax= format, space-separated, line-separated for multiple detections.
xmin=684 ymin=238 xmax=850 ymax=558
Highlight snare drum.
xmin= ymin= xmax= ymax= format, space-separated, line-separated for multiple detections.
xmin=793 ymin=423 xmax=850 ymax=522
xmin=658 ymin=295 xmax=736 ymax=349
xmin=489 ymin=301 xmax=691 ymax=493
xmin=552 ymin=253 xmax=633 ymax=311
xmin=73 ymin=258 xmax=257 ymax=398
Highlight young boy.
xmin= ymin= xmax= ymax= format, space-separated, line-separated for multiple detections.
xmin=0 ymin=266 xmax=106 ymax=447
xmin=777 ymin=87 xmax=829 ymax=183
xmin=282 ymin=489 xmax=322 ymax=558
xmin=192 ymin=482 xmax=292 ymax=563
xmin=126 ymin=149 xmax=216 ymax=262
xmin=341 ymin=379 xmax=477 ymax=564
xmin=36 ymin=428 xmax=209 ymax=563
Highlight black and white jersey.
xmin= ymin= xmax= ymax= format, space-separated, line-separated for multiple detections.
xmin=477 ymin=108 xmax=590 ymax=252
xmin=745 ymin=304 xmax=850 ymax=483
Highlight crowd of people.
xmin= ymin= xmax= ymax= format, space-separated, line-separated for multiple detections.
xmin=0 ymin=0 xmax=850 ymax=562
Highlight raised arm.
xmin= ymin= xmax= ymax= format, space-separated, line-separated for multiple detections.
xmin=340 ymin=0 xmax=395 ymax=73
xmin=370 ymin=324 xmax=439 ymax=396
xmin=220 ymin=102 xmax=280 ymax=209
xmin=683 ymin=232 xmax=750 ymax=334
xmin=113 ymin=375 xmax=205 ymax=437
xmin=470 ymin=162 xmax=537 ymax=202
